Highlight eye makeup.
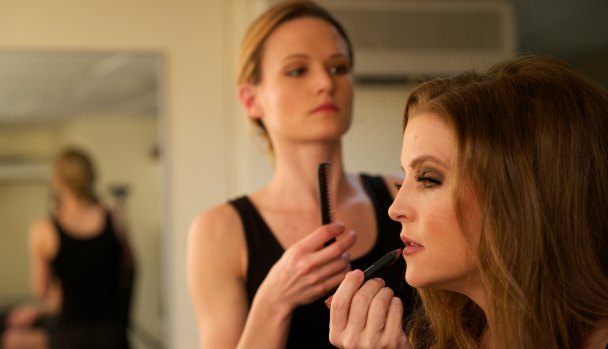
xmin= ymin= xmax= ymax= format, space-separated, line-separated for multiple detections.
xmin=415 ymin=169 xmax=444 ymax=187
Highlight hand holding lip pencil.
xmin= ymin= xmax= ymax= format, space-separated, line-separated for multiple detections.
xmin=324 ymin=248 xmax=402 ymax=308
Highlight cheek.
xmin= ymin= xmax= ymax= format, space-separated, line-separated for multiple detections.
xmin=423 ymin=197 xmax=473 ymax=263
xmin=422 ymin=195 xmax=456 ymax=234
xmin=339 ymin=80 xmax=353 ymax=103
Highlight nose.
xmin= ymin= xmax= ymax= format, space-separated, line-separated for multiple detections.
xmin=315 ymin=68 xmax=334 ymax=95
xmin=388 ymin=181 xmax=413 ymax=223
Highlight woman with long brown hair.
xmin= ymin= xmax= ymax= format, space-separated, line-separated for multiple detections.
xmin=328 ymin=55 xmax=608 ymax=348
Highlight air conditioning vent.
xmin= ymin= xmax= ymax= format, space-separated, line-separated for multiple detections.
xmin=261 ymin=0 xmax=516 ymax=82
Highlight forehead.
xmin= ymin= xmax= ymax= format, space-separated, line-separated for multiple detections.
xmin=401 ymin=112 xmax=454 ymax=167
xmin=262 ymin=17 xmax=349 ymax=62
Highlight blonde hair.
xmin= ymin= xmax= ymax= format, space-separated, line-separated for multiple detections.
xmin=404 ymin=55 xmax=608 ymax=348
xmin=236 ymin=0 xmax=353 ymax=155
xmin=54 ymin=147 xmax=98 ymax=202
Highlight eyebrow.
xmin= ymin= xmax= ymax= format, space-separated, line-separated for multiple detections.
xmin=281 ymin=52 xmax=347 ymax=62
xmin=401 ymin=154 xmax=449 ymax=171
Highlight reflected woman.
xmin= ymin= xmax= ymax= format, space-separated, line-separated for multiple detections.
xmin=29 ymin=147 xmax=135 ymax=349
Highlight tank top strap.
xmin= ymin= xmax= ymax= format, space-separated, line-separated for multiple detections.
xmin=102 ymin=209 xmax=116 ymax=238
xmin=229 ymin=196 xmax=284 ymax=304
xmin=359 ymin=173 xmax=393 ymax=209
xmin=51 ymin=214 xmax=68 ymax=240
xmin=360 ymin=173 xmax=399 ymax=249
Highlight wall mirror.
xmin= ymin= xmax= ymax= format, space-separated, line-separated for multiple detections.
xmin=0 ymin=49 xmax=164 ymax=349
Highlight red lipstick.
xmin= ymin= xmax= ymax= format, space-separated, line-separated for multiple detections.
xmin=313 ymin=102 xmax=339 ymax=113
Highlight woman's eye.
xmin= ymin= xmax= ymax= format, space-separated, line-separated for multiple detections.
xmin=328 ymin=64 xmax=349 ymax=75
xmin=415 ymin=171 xmax=443 ymax=188
xmin=394 ymin=182 xmax=403 ymax=190
xmin=286 ymin=67 xmax=307 ymax=77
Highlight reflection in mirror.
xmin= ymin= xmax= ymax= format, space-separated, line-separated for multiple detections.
xmin=0 ymin=50 xmax=163 ymax=349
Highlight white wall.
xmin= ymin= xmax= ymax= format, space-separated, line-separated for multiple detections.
xmin=0 ymin=126 xmax=61 ymax=303
xmin=345 ymin=85 xmax=413 ymax=176
xmin=0 ymin=182 xmax=49 ymax=301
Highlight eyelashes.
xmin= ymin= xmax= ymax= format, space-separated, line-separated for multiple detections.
xmin=328 ymin=64 xmax=350 ymax=75
xmin=284 ymin=63 xmax=350 ymax=77
xmin=394 ymin=170 xmax=443 ymax=190
xmin=415 ymin=173 xmax=442 ymax=188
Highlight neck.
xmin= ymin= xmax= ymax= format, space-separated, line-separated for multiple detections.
xmin=264 ymin=140 xmax=351 ymax=209
xmin=57 ymin=192 xmax=93 ymax=213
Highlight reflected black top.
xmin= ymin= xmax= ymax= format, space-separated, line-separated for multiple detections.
xmin=230 ymin=174 xmax=416 ymax=349
xmin=51 ymin=210 xmax=123 ymax=325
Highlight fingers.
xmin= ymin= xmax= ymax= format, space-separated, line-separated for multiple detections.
xmin=298 ymin=223 xmax=356 ymax=254
xmin=330 ymin=274 xmax=407 ymax=349
xmin=384 ymin=297 xmax=405 ymax=339
xmin=329 ymin=270 xmax=365 ymax=336
xmin=290 ymin=224 xmax=355 ymax=281
xmin=366 ymin=286 xmax=395 ymax=333
xmin=346 ymin=278 xmax=386 ymax=333
xmin=270 ymin=223 xmax=355 ymax=306
xmin=289 ymin=224 xmax=354 ymax=275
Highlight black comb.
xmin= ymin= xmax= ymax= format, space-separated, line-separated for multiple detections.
xmin=318 ymin=161 xmax=335 ymax=246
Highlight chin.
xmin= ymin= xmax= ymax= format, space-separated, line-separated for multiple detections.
xmin=405 ymin=270 xmax=451 ymax=290
xmin=404 ymin=270 xmax=430 ymax=289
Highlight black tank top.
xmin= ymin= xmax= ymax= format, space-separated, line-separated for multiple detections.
xmin=230 ymin=174 xmax=416 ymax=349
xmin=50 ymin=210 xmax=123 ymax=325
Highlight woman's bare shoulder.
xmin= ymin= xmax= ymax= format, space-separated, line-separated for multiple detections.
xmin=29 ymin=217 xmax=55 ymax=240
xmin=29 ymin=217 xmax=58 ymax=259
xmin=188 ymin=202 xmax=246 ymax=263
xmin=188 ymin=201 xmax=247 ymax=283
xmin=190 ymin=202 xmax=242 ymax=238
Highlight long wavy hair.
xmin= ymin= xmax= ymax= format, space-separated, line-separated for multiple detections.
xmin=403 ymin=55 xmax=608 ymax=348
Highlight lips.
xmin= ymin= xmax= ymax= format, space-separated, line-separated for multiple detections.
xmin=313 ymin=102 xmax=339 ymax=113
xmin=401 ymin=235 xmax=422 ymax=247
xmin=401 ymin=235 xmax=423 ymax=255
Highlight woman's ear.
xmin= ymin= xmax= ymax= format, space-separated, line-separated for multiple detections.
xmin=238 ymin=83 xmax=263 ymax=120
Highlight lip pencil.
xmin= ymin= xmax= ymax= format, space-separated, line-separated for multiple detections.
xmin=324 ymin=248 xmax=402 ymax=308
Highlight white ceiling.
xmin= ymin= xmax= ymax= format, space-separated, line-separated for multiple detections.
xmin=0 ymin=51 xmax=160 ymax=125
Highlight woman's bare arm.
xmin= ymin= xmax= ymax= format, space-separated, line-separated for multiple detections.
xmin=187 ymin=204 xmax=251 ymax=349
xmin=188 ymin=204 xmax=357 ymax=349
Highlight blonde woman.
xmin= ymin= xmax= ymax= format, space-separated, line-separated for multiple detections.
xmin=29 ymin=148 xmax=134 ymax=349
xmin=187 ymin=1 xmax=415 ymax=348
